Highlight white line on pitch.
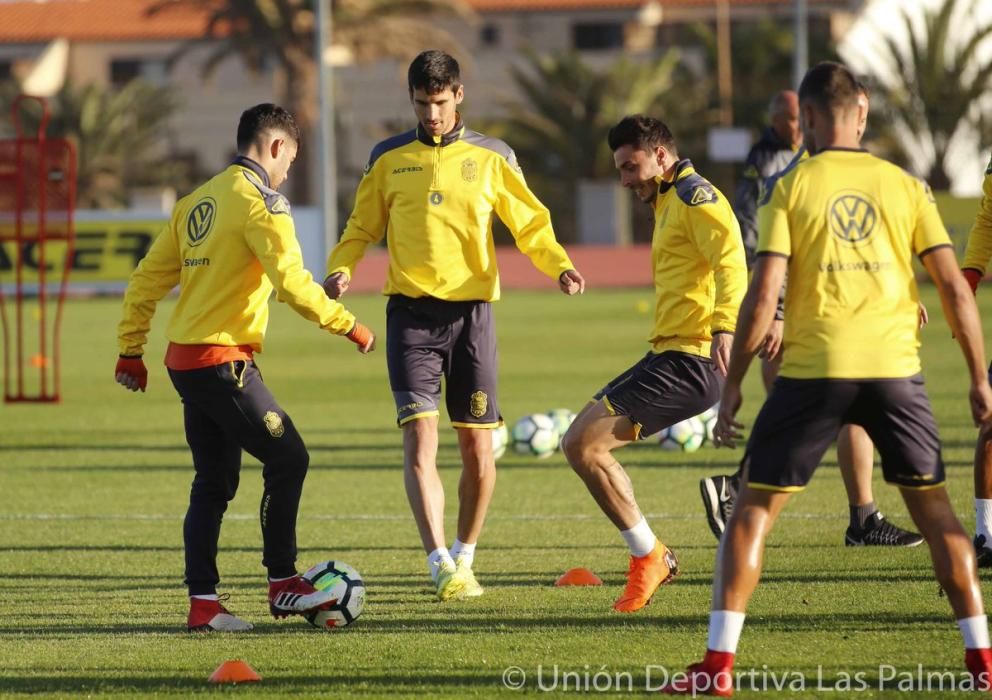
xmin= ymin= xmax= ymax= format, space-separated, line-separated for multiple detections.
xmin=0 ymin=512 xmax=847 ymax=521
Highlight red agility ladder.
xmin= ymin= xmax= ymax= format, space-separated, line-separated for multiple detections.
xmin=0 ymin=95 xmax=76 ymax=403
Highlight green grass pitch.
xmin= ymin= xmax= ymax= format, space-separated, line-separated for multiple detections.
xmin=1 ymin=286 xmax=990 ymax=697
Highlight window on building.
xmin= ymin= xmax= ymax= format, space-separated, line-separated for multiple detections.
xmin=110 ymin=59 xmax=142 ymax=87
xmin=480 ymin=23 xmax=501 ymax=47
xmin=572 ymin=22 xmax=624 ymax=50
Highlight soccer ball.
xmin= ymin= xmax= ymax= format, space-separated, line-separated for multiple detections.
xmin=655 ymin=416 xmax=706 ymax=452
xmin=511 ymin=413 xmax=559 ymax=458
xmin=546 ymin=408 xmax=577 ymax=441
xmin=301 ymin=560 xmax=365 ymax=629
xmin=698 ymin=403 xmax=719 ymax=444
xmin=491 ymin=423 xmax=509 ymax=460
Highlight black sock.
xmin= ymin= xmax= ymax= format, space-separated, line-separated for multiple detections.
xmin=850 ymin=502 xmax=877 ymax=530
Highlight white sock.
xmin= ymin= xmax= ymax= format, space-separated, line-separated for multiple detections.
xmin=976 ymin=500 xmax=992 ymax=541
xmin=450 ymin=538 xmax=476 ymax=567
xmin=427 ymin=547 xmax=454 ymax=582
xmin=620 ymin=517 xmax=657 ymax=557
xmin=959 ymin=615 xmax=991 ymax=649
xmin=191 ymin=594 xmax=218 ymax=601
xmin=268 ymin=575 xmax=294 ymax=583
xmin=707 ymin=610 xmax=746 ymax=653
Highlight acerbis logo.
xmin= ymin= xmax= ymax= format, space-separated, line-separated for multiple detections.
xmin=186 ymin=197 xmax=216 ymax=247
xmin=392 ymin=166 xmax=423 ymax=175
xmin=828 ymin=191 xmax=877 ymax=246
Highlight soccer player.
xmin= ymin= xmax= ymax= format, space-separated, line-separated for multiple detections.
xmin=560 ymin=115 xmax=747 ymax=613
xmin=115 ymin=104 xmax=376 ymax=632
xmin=663 ymin=62 xmax=992 ymax=696
xmin=323 ymin=50 xmax=585 ymax=601
xmin=699 ymin=81 xmax=924 ymax=548
xmin=960 ymin=152 xmax=992 ymax=567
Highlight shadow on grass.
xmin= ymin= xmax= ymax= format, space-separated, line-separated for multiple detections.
xmin=0 ymin=609 xmax=954 ymax=639
xmin=0 ymin=670 xmax=506 ymax=694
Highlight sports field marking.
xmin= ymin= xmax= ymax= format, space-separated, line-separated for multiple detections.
xmin=0 ymin=512 xmax=847 ymax=521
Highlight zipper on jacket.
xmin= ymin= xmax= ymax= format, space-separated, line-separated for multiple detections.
xmin=431 ymin=135 xmax=441 ymax=191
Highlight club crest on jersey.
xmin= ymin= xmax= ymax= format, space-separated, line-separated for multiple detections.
xmin=828 ymin=191 xmax=877 ymax=246
xmin=186 ymin=197 xmax=216 ymax=247
xmin=461 ymin=158 xmax=478 ymax=182
xmin=690 ymin=186 xmax=714 ymax=205
xmin=430 ymin=192 xmax=443 ymax=206
xmin=263 ymin=411 xmax=285 ymax=438
xmin=470 ymin=390 xmax=488 ymax=418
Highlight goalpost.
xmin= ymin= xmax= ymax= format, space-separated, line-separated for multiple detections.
xmin=0 ymin=94 xmax=76 ymax=403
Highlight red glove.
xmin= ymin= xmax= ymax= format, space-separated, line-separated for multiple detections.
xmin=115 ymin=355 xmax=147 ymax=392
xmin=963 ymin=268 xmax=983 ymax=295
xmin=346 ymin=322 xmax=375 ymax=351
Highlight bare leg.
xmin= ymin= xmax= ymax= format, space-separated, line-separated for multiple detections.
xmin=561 ymin=400 xmax=639 ymax=530
xmin=455 ymin=427 xmax=496 ymax=544
xmin=974 ymin=423 xmax=992 ymax=500
xmin=900 ymin=487 xmax=984 ymax=619
xmin=403 ymin=416 xmax=446 ymax=554
xmin=837 ymin=424 xmax=874 ymax=506
xmin=713 ymin=485 xmax=793 ymax=611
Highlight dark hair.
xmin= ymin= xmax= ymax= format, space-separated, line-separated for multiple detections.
xmin=798 ymin=62 xmax=859 ymax=115
xmin=607 ymin=114 xmax=678 ymax=157
xmin=407 ymin=50 xmax=461 ymax=95
xmin=236 ymin=103 xmax=300 ymax=152
xmin=854 ymin=76 xmax=871 ymax=99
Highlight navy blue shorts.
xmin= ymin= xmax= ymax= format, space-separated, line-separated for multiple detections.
xmin=593 ymin=350 xmax=722 ymax=439
xmin=385 ymin=295 xmax=501 ymax=428
xmin=744 ymin=375 xmax=944 ymax=492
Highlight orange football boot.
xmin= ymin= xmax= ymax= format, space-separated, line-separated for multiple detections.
xmin=612 ymin=542 xmax=679 ymax=612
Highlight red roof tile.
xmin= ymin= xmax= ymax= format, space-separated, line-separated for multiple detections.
xmin=0 ymin=0 xmax=210 ymax=43
xmin=0 ymin=0 xmax=847 ymax=43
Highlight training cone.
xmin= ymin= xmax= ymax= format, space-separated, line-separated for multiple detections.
xmin=555 ymin=567 xmax=603 ymax=586
xmin=207 ymin=659 xmax=261 ymax=684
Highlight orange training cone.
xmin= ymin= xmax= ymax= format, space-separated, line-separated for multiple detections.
xmin=555 ymin=567 xmax=603 ymax=586
xmin=207 ymin=660 xmax=261 ymax=684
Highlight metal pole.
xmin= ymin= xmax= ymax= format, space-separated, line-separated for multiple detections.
xmin=793 ymin=0 xmax=808 ymax=88
xmin=716 ymin=0 xmax=733 ymax=126
xmin=315 ymin=0 xmax=336 ymax=264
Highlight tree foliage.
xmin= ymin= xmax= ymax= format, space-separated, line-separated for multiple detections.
xmin=852 ymin=0 xmax=992 ymax=189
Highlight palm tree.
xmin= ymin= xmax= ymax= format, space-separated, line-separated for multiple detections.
xmin=149 ymin=0 xmax=475 ymax=204
xmin=849 ymin=0 xmax=992 ymax=189
xmin=2 ymin=80 xmax=187 ymax=208
xmin=491 ymin=50 xmax=703 ymax=242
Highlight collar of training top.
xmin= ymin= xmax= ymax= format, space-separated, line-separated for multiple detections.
xmin=416 ymin=117 xmax=465 ymax=148
xmin=656 ymin=158 xmax=696 ymax=195
xmin=232 ymin=156 xmax=270 ymax=188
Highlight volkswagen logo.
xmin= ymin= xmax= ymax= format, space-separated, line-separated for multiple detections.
xmin=186 ymin=197 xmax=217 ymax=247
xmin=828 ymin=192 xmax=877 ymax=246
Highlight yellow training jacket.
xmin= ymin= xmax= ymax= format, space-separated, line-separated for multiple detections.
xmin=327 ymin=120 xmax=574 ymax=301
xmin=118 ymin=157 xmax=356 ymax=357
xmin=962 ymin=155 xmax=992 ymax=274
xmin=649 ymin=160 xmax=747 ymax=356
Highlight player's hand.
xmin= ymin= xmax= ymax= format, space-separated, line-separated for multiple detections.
xmin=713 ymin=383 xmax=744 ymax=448
xmin=710 ymin=332 xmax=733 ymax=376
xmin=346 ymin=321 xmax=376 ymax=354
xmin=559 ymin=269 xmax=585 ymax=296
xmin=758 ymin=319 xmax=784 ymax=360
xmin=918 ymin=302 xmax=929 ymax=329
xmin=970 ymin=380 xmax=992 ymax=428
xmin=323 ymin=271 xmax=351 ymax=300
xmin=115 ymin=355 xmax=147 ymax=392
xmin=963 ymin=268 xmax=982 ymax=296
